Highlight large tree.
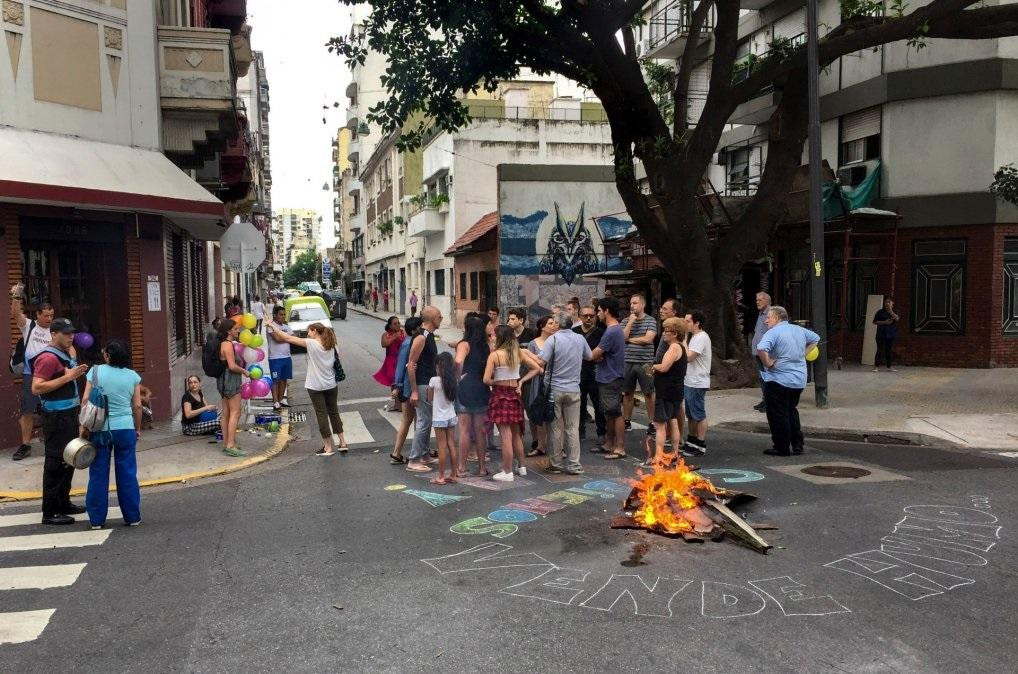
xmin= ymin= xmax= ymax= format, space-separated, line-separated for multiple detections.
xmin=283 ymin=249 xmax=323 ymax=287
xmin=332 ymin=0 xmax=1018 ymax=382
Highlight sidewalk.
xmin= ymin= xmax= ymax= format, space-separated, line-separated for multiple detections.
xmin=711 ymin=364 xmax=1018 ymax=451
xmin=349 ymin=304 xmax=463 ymax=346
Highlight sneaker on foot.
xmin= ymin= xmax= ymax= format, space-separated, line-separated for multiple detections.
xmin=514 ymin=466 xmax=528 ymax=477
xmin=89 ymin=524 xmax=104 ymax=530
xmin=12 ymin=444 xmax=31 ymax=461
xmin=564 ymin=467 xmax=585 ymax=475
xmin=681 ymin=443 xmax=706 ymax=458
xmin=273 ymin=402 xmax=281 ymax=411
xmin=223 ymin=446 xmax=245 ymax=457
xmin=492 ymin=471 xmax=514 ymax=482
xmin=624 ymin=420 xmax=633 ymax=431
xmin=126 ymin=521 xmax=141 ymax=527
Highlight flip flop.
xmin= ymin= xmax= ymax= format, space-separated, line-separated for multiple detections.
xmin=603 ymin=451 xmax=628 ymax=460
xmin=337 ymin=445 xmax=349 ymax=453
xmin=429 ymin=477 xmax=447 ymax=485
xmin=445 ymin=476 xmax=459 ymax=484
xmin=406 ymin=464 xmax=432 ymax=473
xmin=389 ymin=453 xmax=407 ymax=464
xmin=525 ymin=448 xmax=545 ymax=457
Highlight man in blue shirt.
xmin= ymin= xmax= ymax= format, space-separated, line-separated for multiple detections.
xmin=755 ymin=306 xmax=820 ymax=457
xmin=591 ymin=296 xmax=627 ymax=459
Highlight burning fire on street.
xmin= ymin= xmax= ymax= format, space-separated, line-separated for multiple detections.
xmin=611 ymin=459 xmax=774 ymax=553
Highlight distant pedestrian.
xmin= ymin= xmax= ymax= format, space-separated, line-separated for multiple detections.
xmin=181 ymin=375 xmax=220 ymax=436
xmin=751 ymin=292 xmax=772 ymax=412
xmin=872 ymin=298 xmax=899 ymax=372
xmin=81 ymin=339 xmax=143 ymax=529
xmin=389 ymin=317 xmax=422 ymax=464
xmin=621 ymin=294 xmax=657 ymax=432
xmin=536 ymin=312 xmax=592 ymax=475
xmin=455 ymin=316 xmax=491 ymax=477
xmin=31 ymin=318 xmax=89 ymax=525
xmin=383 ymin=287 xmax=390 ymax=312
xmin=681 ymin=311 xmax=712 ymax=458
xmin=428 ymin=352 xmax=459 ymax=484
xmin=374 ymin=316 xmax=406 ymax=412
xmin=9 ymin=283 xmax=54 ymax=461
xmin=650 ymin=318 xmax=687 ymax=467
xmin=483 ymin=325 xmax=542 ymax=482
xmin=372 ymin=286 xmax=379 ymax=312
xmin=591 ymin=296 xmax=627 ymax=459
xmin=407 ymin=306 xmax=443 ymax=472
xmin=266 ymin=306 xmax=294 ymax=410
xmin=756 ymin=306 xmax=820 ymax=456
xmin=409 ymin=289 xmax=419 ymax=318
xmin=574 ymin=304 xmax=606 ymax=444
xmin=216 ymin=318 xmax=251 ymax=457
xmin=251 ymin=296 xmax=265 ymax=332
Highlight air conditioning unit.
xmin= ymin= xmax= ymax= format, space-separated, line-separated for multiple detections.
xmin=837 ymin=159 xmax=880 ymax=188
xmin=636 ymin=38 xmax=650 ymax=58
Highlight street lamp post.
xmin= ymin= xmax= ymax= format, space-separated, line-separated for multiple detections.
xmin=806 ymin=0 xmax=830 ymax=408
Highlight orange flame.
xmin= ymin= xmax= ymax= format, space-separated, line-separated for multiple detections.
xmin=628 ymin=459 xmax=720 ymax=534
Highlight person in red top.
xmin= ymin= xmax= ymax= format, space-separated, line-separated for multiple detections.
xmin=31 ymin=318 xmax=89 ymax=525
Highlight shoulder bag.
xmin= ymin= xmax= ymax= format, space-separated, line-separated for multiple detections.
xmin=332 ymin=348 xmax=346 ymax=383
xmin=79 ymin=366 xmax=109 ymax=432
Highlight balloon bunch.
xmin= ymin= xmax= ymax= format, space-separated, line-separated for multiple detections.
xmin=228 ymin=316 xmax=273 ymax=400
xmin=241 ymin=363 xmax=272 ymax=400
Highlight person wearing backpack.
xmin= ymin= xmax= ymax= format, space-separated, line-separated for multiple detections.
xmin=30 ymin=318 xmax=89 ymax=525
xmin=214 ymin=318 xmax=251 ymax=457
xmin=9 ymin=283 xmax=55 ymax=461
xmin=79 ymin=339 xmax=143 ymax=529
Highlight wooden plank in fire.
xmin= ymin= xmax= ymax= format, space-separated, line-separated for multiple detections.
xmin=702 ymin=500 xmax=773 ymax=554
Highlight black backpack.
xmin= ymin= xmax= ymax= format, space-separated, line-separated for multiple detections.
xmin=8 ymin=320 xmax=36 ymax=373
xmin=202 ymin=332 xmax=225 ymax=378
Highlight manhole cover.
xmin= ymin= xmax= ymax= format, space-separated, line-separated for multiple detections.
xmin=801 ymin=465 xmax=871 ymax=479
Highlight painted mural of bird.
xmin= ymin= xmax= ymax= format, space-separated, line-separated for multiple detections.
xmin=539 ymin=203 xmax=599 ymax=285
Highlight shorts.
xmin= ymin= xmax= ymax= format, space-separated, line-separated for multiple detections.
xmin=454 ymin=401 xmax=487 ymax=416
xmin=20 ymin=376 xmax=40 ymax=414
xmin=432 ymin=417 xmax=458 ymax=429
xmin=598 ymin=378 xmax=624 ymax=418
xmin=654 ymin=397 xmax=682 ymax=423
xmin=684 ymin=387 xmax=708 ymax=422
xmin=268 ymin=357 xmax=293 ymax=381
xmin=622 ymin=361 xmax=655 ymax=394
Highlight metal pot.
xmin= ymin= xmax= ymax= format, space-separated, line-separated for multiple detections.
xmin=63 ymin=437 xmax=97 ymax=470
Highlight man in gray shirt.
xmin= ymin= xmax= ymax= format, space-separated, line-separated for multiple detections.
xmin=750 ymin=292 xmax=771 ymax=413
xmin=620 ymin=294 xmax=657 ymax=431
xmin=536 ymin=313 xmax=592 ymax=475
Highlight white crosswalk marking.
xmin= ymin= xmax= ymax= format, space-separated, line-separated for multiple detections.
xmin=0 ymin=609 xmax=56 ymax=645
xmin=0 ymin=529 xmax=111 ymax=553
xmin=0 ymin=563 xmax=86 ymax=590
xmin=339 ymin=411 xmax=374 ymax=445
xmin=379 ymin=408 xmax=435 ymax=438
xmin=0 ymin=510 xmax=121 ymax=529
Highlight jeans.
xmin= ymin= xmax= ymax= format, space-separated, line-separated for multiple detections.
xmin=86 ymin=429 xmax=141 ymax=525
xmin=308 ymin=387 xmax=344 ymax=439
xmin=549 ymin=391 xmax=582 ymax=471
xmin=41 ymin=408 xmax=78 ymax=518
xmin=875 ymin=337 xmax=895 ymax=369
xmin=763 ymin=381 xmax=804 ymax=454
xmin=579 ymin=377 xmax=605 ymax=437
xmin=410 ymin=384 xmax=433 ymax=461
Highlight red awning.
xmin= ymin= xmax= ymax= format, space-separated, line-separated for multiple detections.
xmin=445 ymin=211 xmax=497 ymax=256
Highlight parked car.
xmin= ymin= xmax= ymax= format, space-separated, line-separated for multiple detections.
xmin=282 ymin=297 xmax=332 ymax=351
xmin=322 ymin=290 xmax=347 ymax=320
xmin=297 ymin=281 xmax=324 ymax=297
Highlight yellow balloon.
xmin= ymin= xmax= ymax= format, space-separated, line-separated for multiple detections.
xmin=805 ymin=345 xmax=820 ymax=362
xmin=242 ymin=313 xmax=257 ymax=330
xmin=239 ymin=329 xmax=254 ymax=346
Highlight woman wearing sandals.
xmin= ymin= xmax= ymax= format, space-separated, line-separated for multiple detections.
xmin=388 ymin=316 xmax=422 ymax=464
xmin=483 ymin=326 xmax=542 ymax=482
xmin=524 ymin=315 xmax=558 ymax=458
xmin=271 ymin=322 xmax=348 ymax=455
xmin=454 ymin=316 xmax=491 ymax=477
xmin=373 ymin=316 xmax=406 ymax=412
xmin=217 ymin=318 xmax=251 ymax=457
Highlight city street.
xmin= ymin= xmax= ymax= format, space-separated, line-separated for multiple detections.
xmin=1 ymin=312 xmax=1015 ymax=672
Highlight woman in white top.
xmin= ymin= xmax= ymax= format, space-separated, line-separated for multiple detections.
xmin=271 ymin=322 xmax=347 ymax=455
xmin=483 ymin=325 xmax=542 ymax=482
xmin=428 ymin=352 xmax=459 ymax=484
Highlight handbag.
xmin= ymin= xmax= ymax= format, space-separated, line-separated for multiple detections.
xmin=332 ymin=348 xmax=346 ymax=383
xmin=78 ymin=366 xmax=109 ymax=432
xmin=529 ymin=340 xmax=556 ymax=423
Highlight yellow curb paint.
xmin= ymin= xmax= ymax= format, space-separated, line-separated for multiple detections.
xmin=0 ymin=425 xmax=292 ymax=503
xmin=384 ymin=484 xmax=407 ymax=491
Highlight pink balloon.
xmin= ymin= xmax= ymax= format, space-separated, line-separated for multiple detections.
xmin=253 ymin=348 xmax=265 ymax=362
xmin=233 ymin=342 xmax=245 ymax=358
xmin=253 ymin=379 xmax=270 ymax=397
xmin=240 ymin=382 xmax=254 ymax=399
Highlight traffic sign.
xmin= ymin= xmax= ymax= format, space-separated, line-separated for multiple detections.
xmin=220 ymin=221 xmax=266 ymax=272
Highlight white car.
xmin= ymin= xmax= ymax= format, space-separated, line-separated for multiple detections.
xmin=287 ymin=302 xmax=331 ymax=342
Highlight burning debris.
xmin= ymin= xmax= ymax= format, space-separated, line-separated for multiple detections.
xmin=610 ymin=459 xmax=773 ymax=554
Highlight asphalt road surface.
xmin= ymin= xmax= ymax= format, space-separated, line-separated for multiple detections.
xmin=2 ymin=312 xmax=1015 ymax=672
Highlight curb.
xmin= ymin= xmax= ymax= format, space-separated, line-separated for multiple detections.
xmin=349 ymin=306 xmax=386 ymax=321
xmin=714 ymin=420 xmax=960 ymax=449
xmin=0 ymin=423 xmax=292 ymax=503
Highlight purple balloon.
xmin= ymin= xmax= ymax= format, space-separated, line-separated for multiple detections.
xmin=73 ymin=332 xmax=94 ymax=349
xmin=253 ymin=379 xmax=270 ymax=397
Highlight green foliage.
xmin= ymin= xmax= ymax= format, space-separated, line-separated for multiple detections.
xmin=283 ymin=250 xmax=321 ymax=287
xmin=991 ymin=164 xmax=1018 ymax=206
xmin=409 ymin=192 xmax=449 ymax=209
xmin=642 ymin=60 xmax=675 ymax=128
xmin=378 ymin=219 xmax=394 ymax=236
xmin=840 ymin=0 xmax=886 ymax=20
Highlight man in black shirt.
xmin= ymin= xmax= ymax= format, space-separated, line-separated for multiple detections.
xmin=407 ymin=305 xmax=442 ymax=472
xmin=574 ymin=305 xmax=606 ymax=444
xmin=507 ymin=307 xmax=537 ymax=346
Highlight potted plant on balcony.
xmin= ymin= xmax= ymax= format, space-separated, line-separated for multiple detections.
xmin=392 ymin=215 xmax=405 ymax=232
xmin=378 ymin=219 xmax=394 ymax=237
xmin=431 ymin=193 xmax=450 ymax=214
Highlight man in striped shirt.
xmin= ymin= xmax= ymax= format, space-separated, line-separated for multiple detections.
xmin=620 ymin=294 xmax=657 ymax=432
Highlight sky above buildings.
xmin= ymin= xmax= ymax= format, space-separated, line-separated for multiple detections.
xmin=248 ymin=0 xmax=352 ymax=251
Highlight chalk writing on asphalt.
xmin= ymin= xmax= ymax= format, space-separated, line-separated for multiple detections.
xmin=421 ymin=543 xmax=852 ymax=620
xmin=824 ymin=495 xmax=1001 ymax=601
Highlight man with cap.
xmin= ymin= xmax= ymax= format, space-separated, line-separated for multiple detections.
xmin=31 ymin=317 xmax=89 ymax=525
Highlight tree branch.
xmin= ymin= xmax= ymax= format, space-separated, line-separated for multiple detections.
xmin=674 ymin=0 xmax=716 ymax=137
xmin=685 ymin=0 xmax=740 ymax=169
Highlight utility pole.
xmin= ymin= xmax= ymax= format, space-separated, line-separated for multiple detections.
xmin=806 ymin=0 xmax=829 ymax=407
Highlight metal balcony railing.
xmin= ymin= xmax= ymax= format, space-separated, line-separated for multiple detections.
xmin=731 ymin=33 xmax=806 ymax=85
xmin=463 ymin=105 xmax=608 ymax=122
xmin=648 ymin=0 xmax=716 ymax=52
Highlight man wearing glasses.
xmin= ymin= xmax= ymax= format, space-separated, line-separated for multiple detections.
xmin=573 ymin=306 xmax=606 ymax=446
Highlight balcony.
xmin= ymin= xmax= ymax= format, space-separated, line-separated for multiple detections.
xmin=349 ymin=210 xmax=365 ymax=235
xmin=644 ymin=0 xmax=714 ymax=60
xmin=158 ymin=26 xmax=238 ymax=169
xmin=407 ymin=207 xmax=446 ymax=238
xmin=347 ymin=134 xmax=360 ymax=164
xmin=345 ymin=80 xmax=357 ymax=98
xmin=348 ymin=177 xmax=362 ymax=198
xmin=346 ymin=106 xmax=359 ymax=130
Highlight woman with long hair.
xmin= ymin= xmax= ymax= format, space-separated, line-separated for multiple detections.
xmin=455 ymin=316 xmax=490 ymax=476
xmin=373 ymin=315 xmax=406 ymax=412
xmin=272 ymin=322 xmax=348 ymax=455
xmin=80 ymin=339 xmax=143 ymax=528
xmin=388 ymin=316 xmax=422 ymax=463
xmin=524 ymin=315 xmax=558 ymax=457
xmin=650 ymin=317 xmax=688 ymax=467
xmin=428 ymin=352 xmax=459 ymax=483
xmin=217 ymin=318 xmax=250 ymax=456
xmin=181 ymin=375 xmax=220 ymax=436
xmin=483 ymin=325 xmax=542 ymax=482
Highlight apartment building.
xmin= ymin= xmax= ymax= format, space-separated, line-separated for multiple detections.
xmin=638 ymin=0 xmax=1018 ymax=366
xmin=272 ymin=207 xmax=321 ymax=270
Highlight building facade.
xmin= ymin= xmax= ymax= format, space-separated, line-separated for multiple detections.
xmin=271 ymin=208 xmax=320 ymax=273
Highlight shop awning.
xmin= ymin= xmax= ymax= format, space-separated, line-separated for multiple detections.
xmin=0 ymin=127 xmax=226 ymax=239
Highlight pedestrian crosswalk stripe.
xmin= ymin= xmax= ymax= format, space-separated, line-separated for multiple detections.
xmin=0 ymin=529 xmax=111 ymax=553
xmin=0 ymin=563 xmax=86 ymax=590
xmin=379 ymin=408 xmax=435 ymax=438
xmin=0 ymin=609 xmax=56 ymax=645
xmin=0 ymin=510 xmax=122 ymax=529
xmin=339 ymin=411 xmax=374 ymax=445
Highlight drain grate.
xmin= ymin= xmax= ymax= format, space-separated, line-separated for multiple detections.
xmin=801 ymin=465 xmax=871 ymax=479
xmin=288 ymin=411 xmax=307 ymax=423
